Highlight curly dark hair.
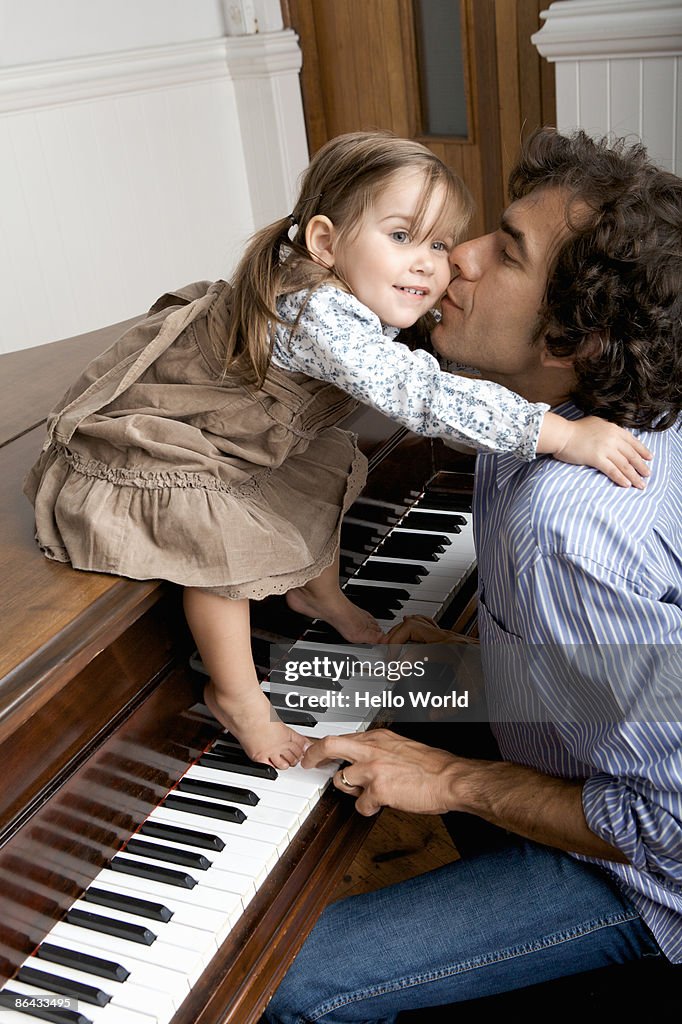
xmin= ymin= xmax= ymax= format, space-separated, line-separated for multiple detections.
xmin=509 ymin=128 xmax=681 ymax=430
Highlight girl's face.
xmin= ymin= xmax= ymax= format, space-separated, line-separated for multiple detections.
xmin=333 ymin=171 xmax=455 ymax=328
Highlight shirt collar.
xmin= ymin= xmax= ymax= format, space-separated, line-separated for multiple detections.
xmin=495 ymin=399 xmax=583 ymax=491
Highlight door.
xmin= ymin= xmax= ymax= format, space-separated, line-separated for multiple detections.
xmin=283 ymin=0 xmax=555 ymax=237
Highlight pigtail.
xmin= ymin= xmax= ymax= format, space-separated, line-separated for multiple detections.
xmin=220 ymin=216 xmax=293 ymax=384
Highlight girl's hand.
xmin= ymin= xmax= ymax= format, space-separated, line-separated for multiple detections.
xmin=538 ymin=412 xmax=653 ymax=488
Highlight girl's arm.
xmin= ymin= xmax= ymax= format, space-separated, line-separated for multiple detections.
xmin=274 ymin=288 xmax=651 ymax=485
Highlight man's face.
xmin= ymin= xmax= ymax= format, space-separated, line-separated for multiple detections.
xmin=432 ymin=186 xmax=574 ymax=401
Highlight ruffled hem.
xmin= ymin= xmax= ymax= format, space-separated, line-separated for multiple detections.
xmin=202 ymin=444 xmax=366 ymax=600
xmin=26 ymin=428 xmax=368 ymax=599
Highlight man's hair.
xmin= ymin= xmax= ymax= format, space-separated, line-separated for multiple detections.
xmin=509 ymin=128 xmax=681 ymax=430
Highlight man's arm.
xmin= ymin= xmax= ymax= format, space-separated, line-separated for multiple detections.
xmin=302 ymin=730 xmax=629 ymax=863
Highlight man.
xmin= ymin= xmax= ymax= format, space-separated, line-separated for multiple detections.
xmin=265 ymin=129 xmax=681 ymax=1023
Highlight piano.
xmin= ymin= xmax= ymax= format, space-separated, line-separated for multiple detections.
xmin=0 ymin=320 xmax=477 ymax=1024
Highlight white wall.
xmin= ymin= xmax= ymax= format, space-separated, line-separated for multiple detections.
xmin=0 ymin=0 xmax=308 ymax=354
xmin=533 ymin=0 xmax=682 ymax=173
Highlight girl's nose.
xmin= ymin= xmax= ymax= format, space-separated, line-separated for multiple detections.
xmin=411 ymin=245 xmax=435 ymax=274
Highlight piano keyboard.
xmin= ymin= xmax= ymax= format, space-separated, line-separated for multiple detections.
xmin=0 ymin=482 xmax=476 ymax=1024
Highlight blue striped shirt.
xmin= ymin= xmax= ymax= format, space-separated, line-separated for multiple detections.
xmin=474 ymin=403 xmax=682 ymax=960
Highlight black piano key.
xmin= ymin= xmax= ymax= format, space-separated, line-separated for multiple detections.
xmin=177 ymin=777 xmax=259 ymax=806
xmin=346 ymin=583 xmax=411 ymax=603
xmin=293 ymin=646 xmax=362 ymax=669
xmin=402 ymin=510 xmax=464 ymax=532
xmin=162 ymin=792 xmax=247 ymax=823
xmin=268 ymin=689 xmax=327 ymax=715
xmin=340 ymin=554 xmax=363 ymax=579
xmin=200 ymin=750 xmax=278 ymax=780
xmin=83 ymin=887 xmax=173 ymax=922
xmin=339 ymin=522 xmax=382 ymax=552
xmin=302 ymin=624 xmax=346 ymax=644
xmin=354 ymin=560 xmax=428 ymax=583
xmin=349 ymin=500 xmax=401 ymax=527
xmin=269 ymin=704 xmax=318 ymax=727
xmin=124 ymin=837 xmax=211 ymax=871
xmin=65 ymin=907 xmax=156 ymax=946
xmin=17 ymin=968 xmax=110 ymax=1009
xmin=267 ymin=668 xmax=343 ymax=692
xmin=109 ymin=854 xmax=198 ymax=889
xmin=341 ymin=588 xmax=404 ymax=614
xmin=376 ymin=534 xmax=449 ymax=560
xmin=37 ymin=943 xmax=129 ymax=983
xmin=138 ymin=820 xmax=225 ymax=852
xmin=417 ymin=491 xmax=472 ymax=512
xmin=0 ymin=989 xmax=90 ymax=1024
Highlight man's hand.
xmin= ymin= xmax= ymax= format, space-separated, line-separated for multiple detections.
xmin=302 ymin=728 xmax=464 ymax=816
xmin=303 ymin=729 xmax=629 ymax=863
xmin=384 ymin=615 xmax=479 ymax=646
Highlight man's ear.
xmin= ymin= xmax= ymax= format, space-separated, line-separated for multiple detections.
xmin=305 ymin=215 xmax=337 ymax=268
xmin=540 ymin=345 xmax=575 ymax=369
xmin=540 ymin=331 xmax=602 ymax=369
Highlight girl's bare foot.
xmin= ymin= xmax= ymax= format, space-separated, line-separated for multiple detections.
xmin=286 ymin=584 xmax=385 ymax=644
xmin=203 ymin=681 xmax=308 ymax=769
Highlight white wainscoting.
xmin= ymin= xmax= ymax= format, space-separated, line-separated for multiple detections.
xmin=533 ymin=0 xmax=682 ymax=173
xmin=0 ymin=30 xmax=308 ymax=354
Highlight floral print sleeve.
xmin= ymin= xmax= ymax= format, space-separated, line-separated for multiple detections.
xmin=272 ymin=286 xmax=548 ymax=461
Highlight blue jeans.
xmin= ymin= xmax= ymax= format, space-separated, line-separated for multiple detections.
xmin=265 ymin=837 xmax=661 ymax=1024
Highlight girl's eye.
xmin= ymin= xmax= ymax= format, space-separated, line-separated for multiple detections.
xmin=432 ymin=241 xmax=449 ymax=252
xmin=391 ymin=230 xmax=410 ymax=243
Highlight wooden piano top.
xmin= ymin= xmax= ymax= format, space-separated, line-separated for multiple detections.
xmin=0 ymin=321 xmax=394 ymax=1022
xmin=0 ymin=318 xmax=161 ymax=745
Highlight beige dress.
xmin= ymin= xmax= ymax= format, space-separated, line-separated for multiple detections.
xmin=24 ymin=281 xmax=366 ymax=600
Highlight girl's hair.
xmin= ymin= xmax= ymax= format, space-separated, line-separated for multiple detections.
xmin=220 ymin=130 xmax=473 ymax=383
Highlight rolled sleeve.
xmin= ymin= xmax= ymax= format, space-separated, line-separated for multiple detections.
xmin=583 ymin=770 xmax=682 ymax=884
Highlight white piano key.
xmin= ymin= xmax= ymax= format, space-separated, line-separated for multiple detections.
xmin=130 ymin=829 xmax=270 ymax=888
xmin=47 ymin=921 xmax=204 ymax=986
xmin=183 ymin=765 xmax=316 ymax=812
xmin=94 ymin=867 xmax=246 ymax=932
xmin=87 ymin=872 xmax=233 ymax=936
xmin=146 ymin=807 xmax=282 ymax=872
xmin=3 ymin=979 xmax=157 ymax=1024
xmin=264 ymin=685 xmax=370 ymax=725
xmin=68 ymin=898 xmax=216 ymax=967
xmin=35 ymin=934 xmax=188 ymax=1007
xmin=160 ymin=793 xmax=300 ymax=845
xmin=116 ymin=848 xmax=262 ymax=903
xmin=12 ymin=955 xmax=173 ymax=1023
xmin=188 ymin=763 xmax=322 ymax=803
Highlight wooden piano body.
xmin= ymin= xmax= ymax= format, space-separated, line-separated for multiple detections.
xmin=0 ymin=320 xmax=475 ymax=1023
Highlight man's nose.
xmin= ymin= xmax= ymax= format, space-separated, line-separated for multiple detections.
xmin=449 ymin=234 xmax=490 ymax=280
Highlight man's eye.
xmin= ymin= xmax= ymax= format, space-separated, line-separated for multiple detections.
xmin=391 ymin=230 xmax=410 ymax=243
xmin=501 ymin=249 xmax=517 ymax=265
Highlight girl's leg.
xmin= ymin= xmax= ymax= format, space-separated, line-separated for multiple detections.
xmin=183 ymin=588 xmax=308 ymax=769
xmin=265 ymin=838 xmax=660 ymax=1024
xmin=286 ymin=548 xmax=384 ymax=644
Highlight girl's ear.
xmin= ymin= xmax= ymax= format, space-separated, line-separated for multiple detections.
xmin=305 ymin=215 xmax=337 ymax=268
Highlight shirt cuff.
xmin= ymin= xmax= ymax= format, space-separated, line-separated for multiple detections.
xmin=517 ymin=404 xmax=550 ymax=462
xmin=582 ymin=772 xmax=640 ymax=868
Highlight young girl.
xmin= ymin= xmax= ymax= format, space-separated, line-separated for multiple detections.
xmin=25 ymin=131 xmax=651 ymax=769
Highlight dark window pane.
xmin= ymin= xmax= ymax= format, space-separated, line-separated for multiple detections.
xmin=415 ymin=0 xmax=468 ymax=137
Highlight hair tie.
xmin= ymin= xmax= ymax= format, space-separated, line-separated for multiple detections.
xmin=287 ymin=192 xmax=323 ymax=228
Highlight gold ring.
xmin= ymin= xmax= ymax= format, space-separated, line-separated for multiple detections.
xmin=340 ymin=768 xmax=353 ymax=788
